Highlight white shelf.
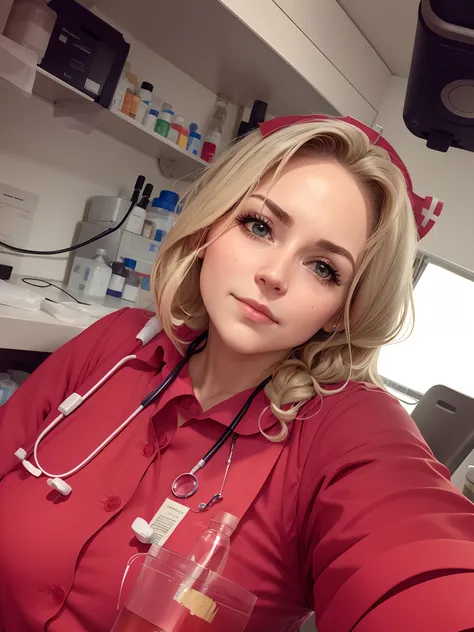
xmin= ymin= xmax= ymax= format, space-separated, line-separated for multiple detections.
xmin=0 ymin=275 xmax=128 ymax=353
xmin=101 ymin=108 xmax=208 ymax=180
xmin=32 ymin=68 xmax=207 ymax=181
xmin=93 ymin=0 xmax=339 ymax=118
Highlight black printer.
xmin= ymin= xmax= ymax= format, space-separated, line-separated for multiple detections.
xmin=40 ymin=0 xmax=129 ymax=108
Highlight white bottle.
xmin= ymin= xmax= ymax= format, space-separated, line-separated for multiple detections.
xmin=135 ymin=81 xmax=154 ymax=125
xmin=143 ymin=108 xmax=159 ymax=131
xmin=67 ymin=248 xmax=112 ymax=298
xmin=125 ymin=204 xmax=146 ymax=235
xmin=121 ymin=258 xmax=140 ymax=303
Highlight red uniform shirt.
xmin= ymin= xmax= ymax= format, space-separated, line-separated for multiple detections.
xmin=1 ymin=307 xmax=474 ymax=632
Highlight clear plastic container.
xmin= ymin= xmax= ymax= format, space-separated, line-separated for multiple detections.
xmin=111 ymin=545 xmax=256 ymax=632
xmin=201 ymin=96 xmax=228 ymax=163
xmin=188 ymin=511 xmax=239 ymax=575
xmin=4 ymin=0 xmax=56 ymax=61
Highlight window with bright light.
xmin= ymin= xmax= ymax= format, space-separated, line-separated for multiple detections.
xmin=378 ymin=258 xmax=474 ymax=412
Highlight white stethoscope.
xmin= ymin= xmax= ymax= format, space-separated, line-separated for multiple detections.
xmin=14 ymin=318 xmax=269 ymax=542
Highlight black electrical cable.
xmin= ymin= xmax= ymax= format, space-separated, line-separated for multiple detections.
xmin=21 ymin=277 xmax=90 ymax=305
xmin=0 ymin=198 xmax=136 ymax=256
xmin=0 ymin=175 xmax=146 ymax=257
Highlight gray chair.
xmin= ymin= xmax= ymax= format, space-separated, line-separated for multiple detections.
xmin=411 ymin=385 xmax=474 ymax=474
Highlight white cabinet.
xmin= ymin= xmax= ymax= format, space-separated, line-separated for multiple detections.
xmin=273 ymin=0 xmax=391 ymax=113
xmin=93 ymin=0 xmax=384 ymax=123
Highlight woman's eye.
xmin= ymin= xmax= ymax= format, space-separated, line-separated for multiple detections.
xmin=248 ymin=221 xmax=271 ymax=238
xmin=312 ymin=261 xmax=334 ymax=279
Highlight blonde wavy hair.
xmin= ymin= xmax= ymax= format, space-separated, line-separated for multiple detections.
xmin=152 ymin=120 xmax=418 ymax=432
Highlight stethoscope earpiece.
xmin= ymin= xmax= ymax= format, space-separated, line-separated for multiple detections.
xmin=15 ymin=448 xmax=42 ymax=477
xmin=47 ymin=477 xmax=72 ymax=496
xmin=132 ymin=517 xmax=154 ymax=544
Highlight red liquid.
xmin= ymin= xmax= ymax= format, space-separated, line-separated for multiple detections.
xmin=111 ymin=608 xmax=166 ymax=632
xmin=201 ymin=141 xmax=216 ymax=163
xmin=111 ymin=606 xmax=249 ymax=632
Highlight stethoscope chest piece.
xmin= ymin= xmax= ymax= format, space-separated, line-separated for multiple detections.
xmin=171 ymin=471 xmax=200 ymax=500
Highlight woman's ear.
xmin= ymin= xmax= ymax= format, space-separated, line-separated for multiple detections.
xmin=322 ymin=308 xmax=345 ymax=334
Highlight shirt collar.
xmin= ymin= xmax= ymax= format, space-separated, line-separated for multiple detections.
xmin=134 ymin=326 xmax=280 ymax=437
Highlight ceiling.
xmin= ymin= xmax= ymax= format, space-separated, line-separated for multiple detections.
xmin=336 ymin=0 xmax=420 ymax=77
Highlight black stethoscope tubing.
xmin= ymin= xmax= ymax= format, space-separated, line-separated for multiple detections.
xmin=141 ymin=330 xmax=269 ymax=468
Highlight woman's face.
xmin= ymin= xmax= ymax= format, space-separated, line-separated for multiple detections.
xmin=199 ymin=155 xmax=374 ymax=358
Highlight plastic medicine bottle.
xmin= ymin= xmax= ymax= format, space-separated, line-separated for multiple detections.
xmin=121 ymin=259 xmax=140 ymax=303
xmin=154 ymin=103 xmax=174 ymax=138
xmin=135 ymin=81 xmax=154 ymax=124
xmin=167 ymin=115 xmax=184 ymax=144
xmin=201 ymin=96 xmax=228 ymax=163
xmin=107 ymin=261 xmax=128 ymax=298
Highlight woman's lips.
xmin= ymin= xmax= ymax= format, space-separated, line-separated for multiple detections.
xmin=233 ymin=296 xmax=278 ymax=324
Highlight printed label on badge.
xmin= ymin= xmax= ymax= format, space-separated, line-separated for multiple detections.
xmin=149 ymin=498 xmax=189 ymax=546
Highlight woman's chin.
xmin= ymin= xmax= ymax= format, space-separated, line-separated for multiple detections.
xmin=215 ymin=320 xmax=287 ymax=357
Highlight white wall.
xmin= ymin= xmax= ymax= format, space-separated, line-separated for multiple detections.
xmin=0 ymin=13 xmax=239 ymax=281
xmin=375 ymin=76 xmax=474 ymax=273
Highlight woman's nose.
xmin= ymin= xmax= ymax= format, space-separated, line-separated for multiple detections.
xmin=255 ymin=256 xmax=289 ymax=297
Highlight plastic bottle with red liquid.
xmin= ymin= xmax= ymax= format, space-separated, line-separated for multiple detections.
xmin=111 ymin=512 xmax=256 ymax=632
xmin=201 ymin=96 xmax=228 ymax=163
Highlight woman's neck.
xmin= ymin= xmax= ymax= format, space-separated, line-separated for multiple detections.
xmin=188 ymin=324 xmax=286 ymax=411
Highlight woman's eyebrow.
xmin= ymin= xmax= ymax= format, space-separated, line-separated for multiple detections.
xmin=251 ymin=193 xmax=355 ymax=270
xmin=252 ymin=194 xmax=294 ymax=227
xmin=316 ymin=239 xmax=355 ymax=270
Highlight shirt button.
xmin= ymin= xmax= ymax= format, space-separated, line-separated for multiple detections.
xmin=142 ymin=443 xmax=155 ymax=457
xmin=51 ymin=585 xmax=65 ymax=604
xmin=104 ymin=496 xmax=121 ymax=512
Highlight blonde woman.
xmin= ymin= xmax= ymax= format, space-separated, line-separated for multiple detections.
xmin=0 ymin=115 xmax=473 ymax=632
